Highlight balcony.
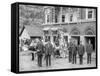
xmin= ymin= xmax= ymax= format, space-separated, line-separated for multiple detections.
xmin=42 ymin=18 xmax=96 ymax=26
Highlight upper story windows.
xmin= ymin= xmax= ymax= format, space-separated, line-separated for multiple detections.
xmin=62 ymin=15 xmax=65 ymax=22
xmin=52 ymin=30 xmax=58 ymax=35
xmin=44 ymin=30 xmax=49 ymax=35
xmin=45 ymin=8 xmax=51 ymax=23
xmin=88 ymin=10 xmax=93 ymax=19
xmin=47 ymin=15 xmax=50 ymax=23
xmin=87 ymin=9 xmax=96 ymax=20
xmin=55 ymin=15 xmax=58 ymax=23
xmin=70 ymin=14 xmax=73 ymax=22
xmin=44 ymin=7 xmax=96 ymax=24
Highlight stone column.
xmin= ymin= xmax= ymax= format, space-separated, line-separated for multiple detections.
xmin=60 ymin=7 xmax=63 ymax=23
xmin=43 ymin=35 xmax=45 ymax=42
xmin=68 ymin=35 xmax=71 ymax=43
xmin=80 ymin=35 xmax=85 ymax=45
xmin=52 ymin=7 xmax=55 ymax=23
xmin=51 ymin=35 xmax=53 ymax=45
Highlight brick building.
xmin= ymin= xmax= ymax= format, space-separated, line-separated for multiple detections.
xmin=42 ymin=6 xmax=96 ymax=51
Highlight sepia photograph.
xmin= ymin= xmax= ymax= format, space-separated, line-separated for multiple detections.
xmin=18 ymin=3 xmax=97 ymax=72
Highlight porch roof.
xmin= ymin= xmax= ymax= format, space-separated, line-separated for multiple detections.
xmin=25 ymin=25 xmax=43 ymax=37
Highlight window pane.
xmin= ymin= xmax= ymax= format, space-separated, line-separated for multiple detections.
xmin=47 ymin=15 xmax=50 ymax=23
xmin=44 ymin=31 xmax=49 ymax=35
xmin=70 ymin=14 xmax=73 ymax=21
xmin=55 ymin=15 xmax=58 ymax=23
xmin=45 ymin=36 xmax=50 ymax=42
xmin=52 ymin=30 xmax=58 ymax=35
xmin=88 ymin=11 xmax=92 ymax=18
xmin=62 ymin=15 xmax=65 ymax=22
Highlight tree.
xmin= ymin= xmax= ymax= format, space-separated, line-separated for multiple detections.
xmin=19 ymin=5 xmax=45 ymax=27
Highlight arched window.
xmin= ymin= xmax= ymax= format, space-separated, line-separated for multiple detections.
xmin=70 ymin=28 xmax=80 ymax=35
xmin=70 ymin=14 xmax=73 ymax=22
xmin=85 ymin=28 xmax=95 ymax=35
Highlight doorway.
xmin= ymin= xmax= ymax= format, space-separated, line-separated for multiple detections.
xmin=45 ymin=36 xmax=50 ymax=42
xmin=71 ymin=36 xmax=80 ymax=45
xmin=64 ymin=36 xmax=68 ymax=43
xmin=85 ymin=36 xmax=95 ymax=51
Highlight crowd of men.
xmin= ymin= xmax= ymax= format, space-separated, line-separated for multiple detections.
xmin=20 ymin=38 xmax=94 ymax=67
xmin=68 ymin=39 xmax=93 ymax=65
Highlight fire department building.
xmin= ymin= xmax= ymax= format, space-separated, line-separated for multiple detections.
xmin=41 ymin=6 xmax=96 ymax=51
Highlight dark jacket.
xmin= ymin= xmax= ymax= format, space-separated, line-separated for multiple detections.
xmin=78 ymin=44 xmax=85 ymax=55
xmin=37 ymin=42 xmax=44 ymax=55
xmin=29 ymin=46 xmax=36 ymax=51
xmin=68 ymin=42 xmax=73 ymax=53
xmin=86 ymin=44 xmax=93 ymax=54
xmin=45 ymin=42 xmax=53 ymax=55
xmin=71 ymin=44 xmax=77 ymax=55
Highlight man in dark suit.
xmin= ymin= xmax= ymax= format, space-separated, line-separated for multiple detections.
xmin=86 ymin=40 xmax=93 ymax=64
xmin=68 ymin=39 xmax=73 ymax=63
xmin=45 ymin=41 xmax=53 ymax=66
xmin=78 ymin=41 xmax=85 ymax=64
xmin=72 ymin=41 xmax=77 ymax=64
xmin=37 ymin=40 xmax=44 ymax=67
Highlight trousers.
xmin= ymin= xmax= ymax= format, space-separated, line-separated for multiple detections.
xmin=45 ymin=54 xmax=51 ymax=66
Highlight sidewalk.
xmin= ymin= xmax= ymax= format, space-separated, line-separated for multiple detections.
xmin=19 ymin=51 xmax=96 ymax=71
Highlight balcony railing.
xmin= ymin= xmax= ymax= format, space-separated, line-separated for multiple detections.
xmin=42 ymin=18 xmax=96 ymax=26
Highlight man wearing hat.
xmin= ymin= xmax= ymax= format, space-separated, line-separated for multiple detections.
xmin=68 ymin=38 xmax=73 ymax=63
xmin=72 ymin=40 xmax=77 ymax=64
xmin=37 ymin=40 xmax=44 ymax=67
xmin=45 ymin=41 xmax=53 ymax=66
xmin=78 ymin=41 xmax=85 ymax=64
xmin=86 ymin=40 xmax=93 ymax=64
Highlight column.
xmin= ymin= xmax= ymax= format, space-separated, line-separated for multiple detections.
xmin=52 ymin=7 xmax=55 ymax=23
xmin=51 ymin=35 xmax=53 ymax=45
xmin=68 ymin=35 xmax=71 ymax=43
xmin=42 ymin=35 xmax=45 ymax=42
xmin=80 ymin=35 xmax=85 ymax=45
xmin=85 ymin=8 xmax=88 ymax=20
xmin=60 ymin=7 xmax=63 ymax=23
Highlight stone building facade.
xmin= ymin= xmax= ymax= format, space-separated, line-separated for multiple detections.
xmin=42 ymin=6 xmax=96 ymax=51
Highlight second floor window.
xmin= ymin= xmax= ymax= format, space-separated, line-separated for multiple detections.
xmin=62 ymin=15 xmax=65 ymax=22
xmin=52 ymin=30 xmax=58 ymax=35
xmin=70 ymin=14 xmax=73 ymax=22
xmin=44 ymin=30 xmax=49 ymax=35
xmin=55 ymin=15 xmax=58 ymax=23
xmin=47 ymin=15 xmax=50 ymax=23
xmin=88 ymin=10 xmax=93 ymax=19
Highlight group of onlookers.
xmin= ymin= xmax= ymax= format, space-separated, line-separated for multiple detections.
xmin=68 ymin=39 xmax=93 ymax=64
xmin=36 ymin=40 xmax=54 ymax=67
xmin=20 ymin=38 xmax=94 ymax=67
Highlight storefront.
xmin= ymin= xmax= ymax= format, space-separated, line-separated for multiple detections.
xmin=84 ymin=27 xmax=96 ymax=51
xmin=85 ymin=36 xmax=95 ymax=50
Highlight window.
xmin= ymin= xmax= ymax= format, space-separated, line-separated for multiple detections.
xmin=55 ymin=15 xmax=58 ymax=23
xmin=53 ymin=36 xmax=57 ymax=42
xmin=44 ymin=30 xmax=49 ymax=35
xmin=70 ymin=14 xmax=73 ymax=22
xmin=45 ymin=36 xmax=50 ymax=42
xmin=88 ymin=10 xmax=93 ymax=19
xmin=52 ymin=30 xmax=58 ymax=35
xmin=47 ymin=15 xmax=50 ymax=23
xmin=62 ymin=15 xmax=65 ymax=22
